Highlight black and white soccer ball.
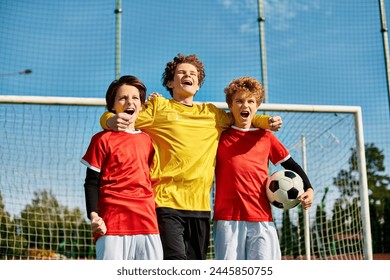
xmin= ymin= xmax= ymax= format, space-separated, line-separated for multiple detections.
xmin=266 ymin=170 xmax=304 ymax=210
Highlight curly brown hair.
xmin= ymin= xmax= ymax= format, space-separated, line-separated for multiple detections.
xmin=162 ymin=54 xmax=206 ymax=97
xmin=224 ymin=77 xmax=264 ymax=107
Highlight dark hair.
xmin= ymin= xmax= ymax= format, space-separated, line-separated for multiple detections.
xmin=162 ymin=53 xmax=205 ymax=96
xmin=105 ymin=75 xmax=147 ymax=112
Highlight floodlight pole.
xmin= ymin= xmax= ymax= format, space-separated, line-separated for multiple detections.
xmin=257 ymin=0 xmax=268 ymax=103
xmin=379 ymin=0 xmax=390 ymax=117
xmin=115 ymin=0 xmax=122 ymax=80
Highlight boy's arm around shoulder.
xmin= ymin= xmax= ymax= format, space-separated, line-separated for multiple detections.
xmin=100 ymin=111 xmax=134 ymax=131
xmin=252 ymin=114 xmax=282 ymax=131
xmin=100 ymin=111 xmax=114 ymax=130
xmin=100 ymin=97 xmax=159 ymax=131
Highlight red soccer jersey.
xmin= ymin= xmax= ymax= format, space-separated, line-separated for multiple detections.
xmin=213 ymin=127 xmax=290 ymax=222
xmin=81 ymin=130 xmax=159 ymax=241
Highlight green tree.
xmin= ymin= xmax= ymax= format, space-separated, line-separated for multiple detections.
xmin=312 ymin=187 xmax=333 ymax=258
xmin=335 ymin=143 xmax=390 ymax=214
xmin=383 ymin=198 xmax=390 ymax=252
xmin=328 ymin=198 xmax=362 ymax=256
xmin=18 ymin=190 xmax=93 ymax=259
xmin=279 ymin=210 xmax=299 ymax=258
xmin=333 ymin=143 xmax=390 ymax=253
xmin=369 ymin=201 xmax=382 ymax=252
xmin=0 ymin=192 xmax=28 ymax=259
xmin=0 ymin=192 xmax=12 ymax=258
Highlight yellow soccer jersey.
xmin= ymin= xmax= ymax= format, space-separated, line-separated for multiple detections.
xmin=100 ymin=97 xmax=271 ymax=212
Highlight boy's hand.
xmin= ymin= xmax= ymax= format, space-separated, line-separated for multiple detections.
xmin=148 ymin=92 xmax=163 ymax=100
xmin=269 ymin=116 xmax=282 ymax=131
xmin=298 ymin=188 xmax=314 ymax=210
xmin=107 ymin=112 xmax=132 ymax=131
xmin=90 ymin=212 xmax=107 ymax=235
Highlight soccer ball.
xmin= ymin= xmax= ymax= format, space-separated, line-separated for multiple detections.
xmin=266 ymin=170 xmax=304 ymax=210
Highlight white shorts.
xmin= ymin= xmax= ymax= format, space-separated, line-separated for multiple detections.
xmin=213 ymin=220 xmax=281 ymax=260
xmin=95 ymin=234 xmax=163 ymax=260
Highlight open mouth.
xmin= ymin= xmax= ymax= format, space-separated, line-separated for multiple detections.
xmin=124 ymin=109 xmax=135 ymax=115
xmin=240 ymin=111 xmax=250 ymax=118
xmin=182 ymin=80 xmax=193 ymax=86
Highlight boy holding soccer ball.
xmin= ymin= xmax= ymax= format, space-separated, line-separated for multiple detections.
xmin=212 ymin=76 xmax=314 ymax=260
xmin=81 ymin=75 xmax=163 ymax=260
xmin=99 ymin=54 xmax=282 ymax=260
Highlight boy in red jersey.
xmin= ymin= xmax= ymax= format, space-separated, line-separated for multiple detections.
xmin=99 ymin=54 xmax=282 ymax=260
xmin=213 ymin=77 xmax=314 ymax=260
xmin=81 ymin=76 xmax=163 ymax=260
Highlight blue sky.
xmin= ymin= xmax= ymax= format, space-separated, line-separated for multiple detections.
xmin=1 ymin=0 xmax=389 ymax=217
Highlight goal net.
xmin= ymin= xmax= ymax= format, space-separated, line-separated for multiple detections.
xmin=0 ymin=95 xmax=371 ymax=260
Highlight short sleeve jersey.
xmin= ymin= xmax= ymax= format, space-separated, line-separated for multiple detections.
xmin=81 ymin=130 xmax=159 ymax=241
xmin=213 ymin=127 xmax=290 ymax=222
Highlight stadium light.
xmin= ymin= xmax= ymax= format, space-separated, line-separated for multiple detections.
xmin=0 ymin=69 xmax=33 ymax=77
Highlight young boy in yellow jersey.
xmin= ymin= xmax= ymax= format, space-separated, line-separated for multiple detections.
xmin=100 ymin=54 xmax=282 ymax=260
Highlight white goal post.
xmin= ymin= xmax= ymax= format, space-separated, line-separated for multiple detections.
xmin=0 ymin=95 xmax=372 ymax=260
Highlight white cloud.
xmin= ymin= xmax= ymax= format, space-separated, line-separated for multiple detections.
xmin=265 ymin=0 xmax=321 ymax=30
xmin=219 ymin=0 xmax=322 ymax=32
